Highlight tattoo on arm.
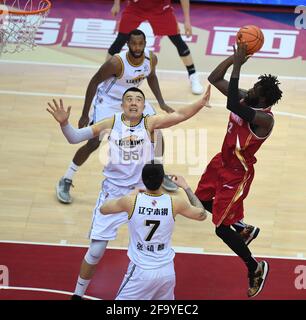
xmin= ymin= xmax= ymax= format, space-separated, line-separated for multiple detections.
xmin=184 ymin=187 xmax=205 ymax=210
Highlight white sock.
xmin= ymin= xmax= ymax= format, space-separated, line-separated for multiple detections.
xmin=154 ymin=156 xmax=164 ymax=165
xmin=64 ymin=161 xmax=79 ymax=181
xmin=74 ymin=276 xmax=91 ymax=297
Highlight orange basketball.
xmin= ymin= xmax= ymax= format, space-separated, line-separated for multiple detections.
xmin=236 ymin=25 xmax=264 ymax=55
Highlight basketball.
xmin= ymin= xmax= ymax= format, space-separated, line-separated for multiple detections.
xmin=236 ymin=25 xmax=264 ymax=55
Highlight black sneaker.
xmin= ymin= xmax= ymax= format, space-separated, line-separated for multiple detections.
xmin=56 ymin=177 xmax=73 ymax=204
xmin=71 ymin=294 xmax=84 ymax=300
xmin=240 ymin=224 xmax=260 ymax=245
xmin=247 ymin=261 xmax=269 ymax=298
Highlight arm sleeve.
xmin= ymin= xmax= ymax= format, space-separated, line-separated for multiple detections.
xmin=61 ymin=123 xmax=94 ymax=144
xmin=226 ymin=77 xmax=256 ymax=123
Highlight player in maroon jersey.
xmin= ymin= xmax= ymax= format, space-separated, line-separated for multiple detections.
xmin=195 ymin=42 xmax=282 ymax=298
xmin=107 ymin=0 xmax=204 ymax=95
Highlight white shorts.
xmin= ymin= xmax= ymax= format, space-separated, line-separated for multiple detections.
xmin=89 ymin=179 xmax=145 ymax=241
xmin=116 ymin=261 xmax=175 ymax=300
xmin=89 ymin=95 xmax=156 ymax=124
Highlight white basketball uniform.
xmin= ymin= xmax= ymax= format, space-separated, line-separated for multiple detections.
xmin=89 ymin=113 xmax=154 ymax=241
xmin=116 ymin=192 xmax=176 ymax=300
xmin=89 ymin=48 xmax=156 ymax=123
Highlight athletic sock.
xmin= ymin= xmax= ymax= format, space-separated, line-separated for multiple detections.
xmin=186 ymin=64 xmax=196 ymax=77
xmin=232 ymin=220 xmax=247 ymax=233
xmin=64 ymin=161 xmax=79 ymax=181
xmin=74 ymin=276 xmax=91 ymax=297
xmin=154 ymin=156 xmax=164 ymax=165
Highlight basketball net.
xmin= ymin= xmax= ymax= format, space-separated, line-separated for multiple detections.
xmin=0 ymin=0 xmax=51 ymax=55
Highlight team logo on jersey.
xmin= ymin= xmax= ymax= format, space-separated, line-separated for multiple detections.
xmin=152 ymin=200 xmax=157 ymax=207
xmin=126 ymin=74 xmax=145 ymax=85
xmin=115 ymin=135 xmax=145 ymax=148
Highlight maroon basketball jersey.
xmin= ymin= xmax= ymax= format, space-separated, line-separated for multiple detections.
xmin=128 ymin=0 xmax=172 ymax=12
xmin=221 ymin=109 xmax=274 ymax=169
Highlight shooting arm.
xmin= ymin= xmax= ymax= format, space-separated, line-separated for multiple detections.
xmin=207 ymin=56 xmax=234 ymax=96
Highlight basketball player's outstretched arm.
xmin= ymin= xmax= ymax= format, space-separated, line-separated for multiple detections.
xmin=146 ymin=54 xmax=175 ymax=113
xmin=146 ymin=85 xmax=211 ymax=130
xmin=46 ymin=98 xmax=113 ymax=143
xmin=171 ymin=175 xmax=207 ymax=221
xmin=79 ymin=57 xmax=122 ymax=128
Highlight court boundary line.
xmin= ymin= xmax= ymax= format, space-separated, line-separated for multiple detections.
xmin=1 ymin=240 xmax=305 ymax=261
xmin=1 ymin=89 xmax=306 ymax=120
xmin=0 ymin=286 xmax=101 ymax=300
xmin=1 ymin=59 xmax=306 ymax=81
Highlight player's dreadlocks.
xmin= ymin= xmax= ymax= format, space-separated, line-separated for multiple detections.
xmin=257 ymin=74 xmax=283 ymax=107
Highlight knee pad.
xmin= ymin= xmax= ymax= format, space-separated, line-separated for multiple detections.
xmin=108 ymin=33 xmax=129 ymax=55
xmin=168 ymin=35 xmax=190 ymax=57
xmin=84 ymin=240 xmax=108 ymax=265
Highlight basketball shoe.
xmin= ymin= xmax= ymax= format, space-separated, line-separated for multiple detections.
xmin=247 ymin=261 xmax=269 ymax=298
xmin=240 ymin=224 xmax=260 ymax=245
xmin=190 ymin=73 xmax=204 ymax=95
xmin=56 ymin=177 xmax=73 ymax=204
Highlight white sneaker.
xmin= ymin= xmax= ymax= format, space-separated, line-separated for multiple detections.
xmin=190 ymin=73 xmax=204 ymax=95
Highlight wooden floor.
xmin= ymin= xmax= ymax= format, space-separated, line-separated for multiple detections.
xmin=1 ymin=56 xmax=306 ymax=259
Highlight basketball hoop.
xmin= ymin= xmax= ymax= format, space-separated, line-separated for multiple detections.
xmin=0 ymin=0 xmax=51 ymax=54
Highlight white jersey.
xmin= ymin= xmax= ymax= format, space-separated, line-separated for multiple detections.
xmin=95 ymin=49 xmax=153 ymax=103
xmin=103 ymin=112 xmax=154 ymax=187
xmin=127 ymin=192 xmax=175 ymax=269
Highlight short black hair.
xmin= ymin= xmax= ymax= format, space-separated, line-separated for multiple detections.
xmin=257 ymin=74 xmax=283 ymax=107
xmin=122 ymin=87 xmax=145 ymax=101
xmin=127 ymin=29 xmax=146 ymax=42
xmin=142 ymin=162 xmax=164 ymax=191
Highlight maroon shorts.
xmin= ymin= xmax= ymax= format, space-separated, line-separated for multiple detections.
xmin=195 ymin=153 xmax=255 ymax=226
xmin=119 ymin=5 xmax=179 ymax=36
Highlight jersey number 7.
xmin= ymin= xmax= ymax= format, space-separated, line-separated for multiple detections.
xmin=145 ymin=220 xmax=160 ymax=241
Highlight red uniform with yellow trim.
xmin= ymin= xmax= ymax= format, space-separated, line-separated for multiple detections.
xmin=195 ymin=108 xmax=273 ymax=226
xmin=118 ymin=0 xmax=179 ymax=36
